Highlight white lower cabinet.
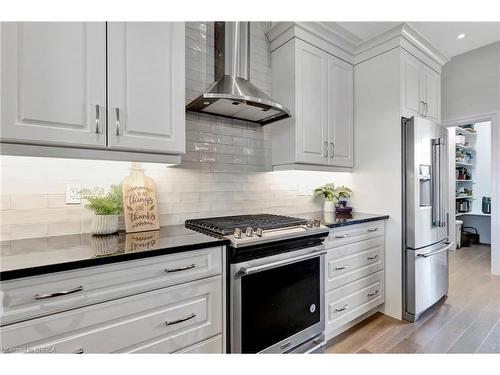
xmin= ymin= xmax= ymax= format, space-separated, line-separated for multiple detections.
xmin=0 ymin=248 xmax=224 ymax=354
xmin=324 ymin=221 xmax=386 ymax=341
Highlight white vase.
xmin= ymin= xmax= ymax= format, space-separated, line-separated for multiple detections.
xmin=323 ymin=200 xmax=335 ymax=213
xmin=90 ymin=214 xmax=119 ymax=235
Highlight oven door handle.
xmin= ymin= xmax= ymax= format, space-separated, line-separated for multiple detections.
xmin=238 ymin=250 xmax=326 ymax=276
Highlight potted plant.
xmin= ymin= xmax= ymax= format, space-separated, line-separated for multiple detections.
xmin=83 ymin=185 xmax=123 ymax=235
xmin=314 ymin=183 xmax=352 ymax=213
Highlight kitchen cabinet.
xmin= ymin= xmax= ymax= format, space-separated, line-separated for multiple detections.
xmin=0 ymin=246 xmax=224 ymax=353
xmin=107 ymin=22 xmax=185 ymax=154
xmin=0 ymin=22 xmax=107 ymax=148
xmin=270 ymin=38 xmax=354 ymax=171
xmin=323 ymin=221 xmax=386 ymax=340
xmin=1 ymin=22 xmax=185 ymax=160
xmin=401 ymin=50 xmax=441 ymax=122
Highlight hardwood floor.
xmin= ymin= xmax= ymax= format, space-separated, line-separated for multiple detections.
xmin=325 ymin=244 xmax=500 ymax=353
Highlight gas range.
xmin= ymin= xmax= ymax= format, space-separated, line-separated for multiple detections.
xmin=185 ymin=214 xmax=329 ymax=248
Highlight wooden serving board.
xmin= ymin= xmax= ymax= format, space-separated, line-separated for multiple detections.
xmin=122 ymin=162 xmax=160 ymax=233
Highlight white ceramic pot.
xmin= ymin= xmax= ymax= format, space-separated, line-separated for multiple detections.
xmin=323 ymin=200 xmax=335 ymax=213
xmin=90 ymin=214 xmax=119 ymax=235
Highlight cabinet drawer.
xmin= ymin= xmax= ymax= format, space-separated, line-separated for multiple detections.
xmin=325 ymin=271 xmax=384 ymax=334
xmin=1 ymin=275 xmax=222 ymax=354
xmin=175 ymin=335 xmax=223 ymax=354
xmin=325 ymin=221 xmax=384 ymax=248
xmin=325 ymin=237 xmax=384 ymax=291
xmin=1 ymin=246 xmax=222 ymax=326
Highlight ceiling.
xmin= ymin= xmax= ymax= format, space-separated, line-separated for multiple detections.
xmin=332 ymin=22 xmax=500 ymax=58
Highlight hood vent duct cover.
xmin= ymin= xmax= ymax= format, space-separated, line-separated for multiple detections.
xmin=186 ymin=22 xmax=291 ymax=125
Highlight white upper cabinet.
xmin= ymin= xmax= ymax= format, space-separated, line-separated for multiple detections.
xmin=401 ymin=50 xmax=441 ymax=122
xmin=295 ymin=40 xmax=329 ymax=165
xmin=271 ymin=37 xmax=354 ymax=170
xmin=327 ymin=55 xmax=353 ymax=167
xmin=1 ymin=22 xmax=185 ymax=160
xmin=422 ymin=64 xmax=441 ymax=122
xmin=401 ymin=51 xmax=423 ymax=118
xmin=1 ymin=22 xmax=106 ymax=148
xmin=107 ymin=22 xmax=185 ymax=154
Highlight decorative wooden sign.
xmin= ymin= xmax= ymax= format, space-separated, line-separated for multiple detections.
xmin=122 ymin=162 xmax=160 ymax=233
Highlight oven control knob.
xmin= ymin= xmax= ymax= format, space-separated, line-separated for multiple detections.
xmin=306 ymin=220 xmax=314 ymax=228
xmin=313 ymin=219 xmax=321 ymax=227
xmin=245 ymin=227 xmax=254 ymax=237
xmin=310 ymin=304 xmax=316 ymax=313
xmin=255 ymin=228 xmax=263 ymax=237
xmin=234 ymin=228 xmax=242 ymax=239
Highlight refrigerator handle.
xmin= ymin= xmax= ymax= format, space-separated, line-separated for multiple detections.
xmin=439 ymin=138 xmax=447 ymax=228
xmin=431 ymin=139 xmax=440 ymax=227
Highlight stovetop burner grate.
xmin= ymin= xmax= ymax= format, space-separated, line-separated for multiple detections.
xmin=185 ymin=214 xmax=308 ymax=235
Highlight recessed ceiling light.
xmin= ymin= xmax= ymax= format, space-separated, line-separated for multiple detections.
xmin=457 ymin=33 xmax=466 ymax=39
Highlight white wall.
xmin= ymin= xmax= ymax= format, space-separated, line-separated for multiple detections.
xmin=352 ymin=48 xmax=402 ymax=319
xmin=442 ymin=41 xmax=500 ymax=122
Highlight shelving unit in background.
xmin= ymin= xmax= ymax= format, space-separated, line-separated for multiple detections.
xmin=455 ymin=125 xmax=476 ymax=215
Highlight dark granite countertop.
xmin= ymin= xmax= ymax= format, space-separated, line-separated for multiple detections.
xmin=296 ymin=212 xmax=389 ymax=228
xmin=0 ymin=225 xmax=229 ymax=281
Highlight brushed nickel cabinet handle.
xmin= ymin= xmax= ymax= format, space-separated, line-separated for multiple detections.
xmin=95 ymin=105 xmax=100 ymax=134
xmin=165 ymin=264 xmax=196 ymax=273
xmin=419 ymin=101 xmax=425 ymax=115
xmin=367 ymin=228 xmax=378 ymax=232
xmin=165 ymin=313 xmax=196 ymax=326
xmin=330 ymin=142 xmax=334 ymax=158
xmin=335 ymin=304 xmax=349 ymax=312
xmin=367 ymin=254 xmax=378 ymax=260
xmin=335 ymin=234 xmax=348 ymax=239
xmin=368 ymin=290 xmax=379 ymax=297
xmin=424 ymin=102 xmax=429 ymax=117
xmin=324 ymin=141 xmax=329 ymax=158
xmin=73 ymin=348 xmax=84 ymax=354
xmin=34 ymin=286 xmax=83 ymax=300
xmin=335 ymin=265 xmax=349 ymax=270
xmin=115 ymin=107 xmax=121 ymax=136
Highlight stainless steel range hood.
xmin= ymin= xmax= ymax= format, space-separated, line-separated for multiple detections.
xmin=186 ymin=22 xmax=291 ymax=125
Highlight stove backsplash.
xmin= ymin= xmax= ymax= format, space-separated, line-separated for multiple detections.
xmin=0 ymin=22 xmax=352 ymax=241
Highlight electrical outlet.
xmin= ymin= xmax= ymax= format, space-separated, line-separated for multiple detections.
xmin=65 ymin=184 xmax=81 ymax=204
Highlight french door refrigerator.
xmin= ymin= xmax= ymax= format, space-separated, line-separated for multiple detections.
xmin=403 ymin=116 xmax=454 ymax=322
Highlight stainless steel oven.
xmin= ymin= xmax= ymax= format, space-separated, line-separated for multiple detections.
xmin=230 ymin=245 xmax=326 ymax=353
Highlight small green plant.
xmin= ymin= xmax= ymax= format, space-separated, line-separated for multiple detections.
xmin=314 ymin=183 xmax=352 ymax=202
xmin=83 ymin=185 xmax=123 ymax=215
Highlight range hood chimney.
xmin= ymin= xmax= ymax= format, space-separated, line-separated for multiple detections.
xmin=186 ymin=22 xmax=291 ymax=125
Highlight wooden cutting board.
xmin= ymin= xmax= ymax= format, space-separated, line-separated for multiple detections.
xmin=122 ymin=162 xmax=160 ymax=233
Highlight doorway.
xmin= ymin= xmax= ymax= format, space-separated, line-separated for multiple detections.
xmin=445 ymin=112 xmax=499 ymax=276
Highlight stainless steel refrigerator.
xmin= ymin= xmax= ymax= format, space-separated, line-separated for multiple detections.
xmin=403 ymin=116 xmax=454 ymax=322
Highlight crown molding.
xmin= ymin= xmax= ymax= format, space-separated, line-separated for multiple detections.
xmin=267 ymin=22 xmax=450 ymax=68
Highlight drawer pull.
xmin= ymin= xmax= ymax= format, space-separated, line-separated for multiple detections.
xmin=368 ymin=290 xmax=379 ymax=297
xmin=73 ymin=348 xmax=84 ymax=354
xmin=34 ymin=286 xmax=83 ymax=300
xmin=335 ymin=265 xmax=349 ymax=271
xmin=367 ymin=228 xmax=378 ymax=232
xmin=165 ymin=264 xmax=196 ymax=273
xmin=335 ymin=234 xmax=348 ymax=239
xmin=165 ymin=313 xmax=196 ymax=326
xmin=335 ymin=304 xmax=349 ymax=312
xmin=367 ymin=255 xmax=378 ymax=260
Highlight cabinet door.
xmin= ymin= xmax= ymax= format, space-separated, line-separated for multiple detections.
xmin=423 ymin=64 xmax=441 ymax=123
xmin=401 ymin=51 xmax=423 ymax=118
xmin=107 ymin=22 xmax=185 ymax=154
xmin=294 ymin=40 xmax=329 ymax=165
xmin=1 ymin=22 xmax=106 ymax=147
xmin=327 ymin=55 xmax=353 ymax=167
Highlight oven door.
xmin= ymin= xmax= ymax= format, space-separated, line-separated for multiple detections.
xmin=230 ymin=245 xmax=325 ymax=353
